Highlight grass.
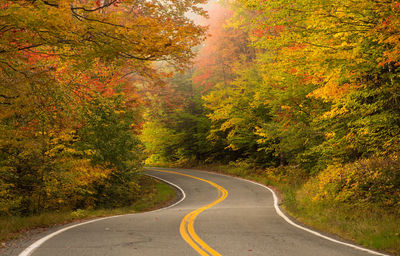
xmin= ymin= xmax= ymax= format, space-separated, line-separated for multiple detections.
xmin=284 ymin=194 xmax=400 ymax=256
xmin=161 ymin=162 xmax=400 ymax=256
xmin=0 ymin=175 xmax=176 ymax=245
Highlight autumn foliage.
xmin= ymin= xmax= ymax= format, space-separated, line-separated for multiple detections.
xmin=2 ymin=0 xmax=400 ymax=251
xmin=143 ymin=0 xmax=400 ymax=219
xmin=0 ymin=0 xmax=206 ymax=215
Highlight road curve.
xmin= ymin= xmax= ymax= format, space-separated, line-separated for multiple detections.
xmin=7 ymin=168 xmax=388 ymax=256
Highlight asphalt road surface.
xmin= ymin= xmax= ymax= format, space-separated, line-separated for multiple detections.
xmin=7 ymin=168 xmax=389 ymax=256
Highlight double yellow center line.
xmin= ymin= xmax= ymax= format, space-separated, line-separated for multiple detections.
xmin=152 ymin=170 xmax=228 ymax=256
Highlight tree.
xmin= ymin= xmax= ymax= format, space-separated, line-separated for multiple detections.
xmin=0 ymin=0 xmax=208 ymax=215
xmin=141 ymin=71 xmax=212 ymax=165
xmin=227 ymin=0 xmax=400 ymax=166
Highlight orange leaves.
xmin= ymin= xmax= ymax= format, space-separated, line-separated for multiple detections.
xmin=376 ymin=13 xmax=400 ymax=67
xmin=285 ymin=43 xmax=306 ymax=51
xmin=308 ymin=82 xmax=354 ymax=103
xmin=252 ymin=25 xmax=285 ymax=38
xmin=252 ymin=28 xmax=265 ymax=38
xmin=0 ymin=0 xmax=210 ymax=216
xmin=1 ymin=0 xmax=207 ymax=74
xmin=193 ymin=3 xmax=253 ymax=93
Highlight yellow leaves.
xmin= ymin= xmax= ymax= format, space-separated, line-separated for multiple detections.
xmin=45 ymin=144 xmax=66 ymax=157
xmin=254 ymin=126 xmax=267 ymax=138
xmin=114 ymin=110 xmax=125 ymax=115
xmin=308 ymin=78 xmax=355 ymax=103
xmin=300 ymin=154 xmax=400 ymax=210
xmin=221 ymin=117 xmax=243 ymax=131
xmin=325 ymin=132 xmax=335 ymax=140
xmin=84 ymin=149 xmax=96 ymax=156
xmin=225 ymin=143 xmax=239 ymax=151
xmin=39 ymin=157 xmax=113 ymax=209
xmin=321 ymin=105 xmax=349 ymax=120
xmin=71 ymin=159 xmax=111 ymax=187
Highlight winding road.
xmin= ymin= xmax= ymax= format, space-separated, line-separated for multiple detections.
xmin=8 ymin=168 xmax=389 ymax=256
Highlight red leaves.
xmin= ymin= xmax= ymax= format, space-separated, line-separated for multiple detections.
xmin=286 ymin=43 xmax=306 ymax=51
xmin=252 ymin=25 xmax=285 ymax=38
xmin=252 ymin=28 xmax=265 ymax=38
xmin=382 ymin=16 xmax=393 ymax=25
xmin=113 ymin=0 xmax=121 ymax=7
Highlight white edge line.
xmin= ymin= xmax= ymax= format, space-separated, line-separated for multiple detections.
xmin=236 ymin=177 xmax=391 ymax=256
xmin=145 ymin=173 xmax=186 ymax=212
xmin=18 ymin=173 xmax=186 ymax=256
xmin=150 ymin=167 xmax=390 ymax=256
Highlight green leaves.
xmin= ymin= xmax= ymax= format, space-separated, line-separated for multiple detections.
xmin=141 ymin=71 xmax=213 ymax=165
xmin=145 ymin=0 xmax=400 ymax=172
xmin=0 ymin=0 xmax=208 ymax=215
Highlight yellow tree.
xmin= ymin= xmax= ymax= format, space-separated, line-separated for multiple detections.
xmin=233 ymin=0 xmax=400 ymax=163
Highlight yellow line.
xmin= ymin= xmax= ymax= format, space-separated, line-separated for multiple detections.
xmin=151 ymin=170 xmax=228 ymax=256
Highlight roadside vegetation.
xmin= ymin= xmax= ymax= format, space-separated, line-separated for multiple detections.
xmin=0 ymin=176 xmax=176 ymax=244
xmin=0 ymin=0 xmax=204 ymax=244
xmin=142 ymin=1 xmax=400 ymax=255
xmin=202 ymin=161 xmax=400 ymax=255
xmin=2 ymin=0 xmax=399 ymax=254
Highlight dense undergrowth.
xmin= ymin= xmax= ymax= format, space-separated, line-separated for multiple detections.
xmin=0 ymin=175 xmax=176 ymax=244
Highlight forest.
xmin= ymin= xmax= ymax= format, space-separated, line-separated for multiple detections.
xmin=0 ymin=0 xmax=207 ymax=215
xmin=144 ymin=0 xmax=400 ymax=212
xmin=1 ymin=0 xmax=399 ymax=254
xmin=141 ymin=0 xmax=400 ymax=253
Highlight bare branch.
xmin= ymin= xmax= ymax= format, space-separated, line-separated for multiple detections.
xmin=0 ymin=44 xmax=43 ymax=54
xmin=71 ymin=0 xmax=118 ymax=12
xmin=71 ymin=9 xmax=127 ymax=28
xmin=0 ymin=94 xmax=18 ymax=99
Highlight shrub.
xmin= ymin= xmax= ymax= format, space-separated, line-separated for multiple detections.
xmin=302 ymin=154 xmax=400 ymax=213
